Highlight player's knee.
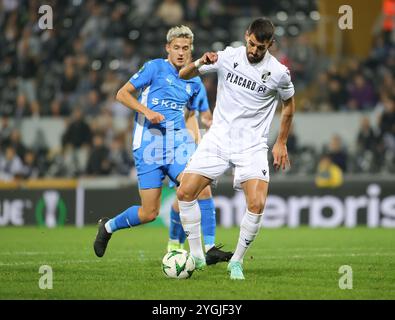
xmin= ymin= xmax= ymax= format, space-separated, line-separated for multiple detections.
xmin=176 ymin=187 xmax=197 ymax=202
xmin=141 ymin=207 xmax=159 ymax=223
xmin=247 ymin=199 xmax=265 ymax=214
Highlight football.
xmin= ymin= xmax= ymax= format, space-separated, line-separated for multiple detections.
xmin=162 ymin=249 xmax=195 ymax=279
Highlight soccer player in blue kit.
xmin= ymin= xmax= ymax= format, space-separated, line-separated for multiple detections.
xmin=93 ymin=25 xmax=232 ymax=268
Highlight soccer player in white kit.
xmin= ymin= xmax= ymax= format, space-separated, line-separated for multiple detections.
xmin=176 ymin=18 xmax=295 ymax=280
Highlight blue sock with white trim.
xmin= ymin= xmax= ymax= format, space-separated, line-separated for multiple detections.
xmin=169 ymin=206 xmax=182 ymax=241
xmin=199 ymin=198 xmax=216 ymax=251
xmin=106 ymin=205 xmax=141 ymax=233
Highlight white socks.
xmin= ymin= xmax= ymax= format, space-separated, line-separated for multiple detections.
xmin=104 ymin=221 xmax=113 ymax=233
xmin=231 ymin=209 xmax=263 ymax=263
xmin=179 ymin=199 xmax=205 ymax=260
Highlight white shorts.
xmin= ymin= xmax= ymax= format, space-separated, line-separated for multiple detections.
xmin=185 ymin=130 xmax=270 ymax=190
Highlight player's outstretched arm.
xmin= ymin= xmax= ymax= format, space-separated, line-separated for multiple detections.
xmin=179 ymin=52 xmax=218 ymax=80
xmin=116 ymin=82 xmax=164 ymax=124
xmin=272 ymin=96 xmax=295 ymax=171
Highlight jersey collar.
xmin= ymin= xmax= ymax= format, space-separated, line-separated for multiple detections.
xmin=165 ymin=59 xmax=179 ymax=76
xmin=243 ymin=47 xmax=270 ymax=67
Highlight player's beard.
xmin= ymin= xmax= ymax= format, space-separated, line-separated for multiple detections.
xmin=246 ymin=49 xmax=265 ymax=64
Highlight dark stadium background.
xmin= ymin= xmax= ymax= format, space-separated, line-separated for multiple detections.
xmin=0 ymin=0 xmax=394 ymax=301
xmin=0 ymin=0 xmax=393 ymax=228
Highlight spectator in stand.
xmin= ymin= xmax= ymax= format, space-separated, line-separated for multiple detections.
xmin=378 ymin=96 xmax=395 ymax=153
xmin=269 ymin=40 xmax=291 ymax=69
xmin=357 ymin=116 xmax=378 ymax=153
xmin=105 ymin=4 xmax=127 ymax=40
xmin=356 ymin=116 xmax=379 ymax=172
xmin=0 ymin=145 xmax=24 ymax=181
xmin=380 ymin=71 xmax=395 ymax=98
xmin=328 ymin=78 xmax=348 ymax=111
xmin=184 ymin=0 xmax=201 ymax=25
xmin=62 ymin=108 xmax=93 ymax=149
xmin=77 ymin=69 xmax=101 ymax=96
xmin=315 ymin=153 xmax=343 ymax=188
xmin=16 ymin=27 xmax=41 ymax=116
xmin=8 ymin=128 xmax=26 ymax=160
xmin=117 ymin=41 xmax=142 ymax=81
xmin=156 ymin=0 xmax=184 ymax=26
xmin=22 ymin=149 xmax=40 ymax=179
xmin=70 ymin=37 xmax=89 ymax=71
xmin=86 ymin=133 xmax=112 ymax=176
xmin=367 ymin=33 xmax=390 ymax=69
xmin=82 ymin=89 xmax=103 ymax=118
xmin=286 ymin=124 xmax=299 ymax=155
xmin=0 ymin=116 xmax=13 ymax=148
xmin=100 ymin=71 xmax=121 ymax=99
xmin=312 ymin=72 xmax=330 ymax=111
xmin=0 ymin=65 xmax=18 ymax=116
xmin=58 ymin=60 xmax=80 ymax=113
xmin=287 ymin=34 xmax=316 ymax=86
xmin=109 ymin=133 xmax=134 ymax=176
xmin=130 ymin=0 xmax=156 ymax=19
xmin=91 ymin=108 xmax=115 ymax=146
xmin=348 ymin=74 xmax=377 ymax=110
xmin=326 ymin=135 xmax=348 ymax=172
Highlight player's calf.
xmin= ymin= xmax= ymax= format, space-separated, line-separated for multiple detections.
xmin=229 ymin=210 xmax=263 ymax=267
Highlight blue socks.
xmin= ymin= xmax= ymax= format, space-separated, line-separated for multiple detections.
xmin=108 ymin=205 xmax=141 ymax=232
xmin=169 ymin=206 xmax=183 ymax=241
xmin=199 ymin=198 xmax=216 ymax=249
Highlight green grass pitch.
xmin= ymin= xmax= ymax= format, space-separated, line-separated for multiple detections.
xmin=0 ymin=226 xmax=394 ymax=299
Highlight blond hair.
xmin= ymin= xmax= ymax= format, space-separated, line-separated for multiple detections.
xmin=166 ymin=25 xmax=194 ymax=51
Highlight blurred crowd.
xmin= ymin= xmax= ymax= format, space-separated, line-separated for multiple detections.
xmin=0 ymin=0 xmax=394 ymax=180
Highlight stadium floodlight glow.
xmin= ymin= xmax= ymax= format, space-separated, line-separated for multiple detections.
xmin=128 ymin=30 xmax=140 ymax=41
xmin=275 ymin=26 xmax=285 ymax=37
xmin=109 ymin=59 xmax=120 ymax=71
xmin=310 ymin=11 xmax=320 ymax=21
xmin=276 ymin=11 xmax=288 ymax=22
xmin=91 ymin=60 xmax=102 ymax=71
xmin=287 ymin=25 xmax=300 ymax=37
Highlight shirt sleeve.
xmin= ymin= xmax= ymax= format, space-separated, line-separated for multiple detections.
xmin=198 ymin=47 xmax=230 ymax=74
xmin=190 ymin=81 xmax=209 ymax=112
xmin=278 ymin=67 xmax=295 ymax=101
xmin=128 ymin=60 xmax=156 ymax=90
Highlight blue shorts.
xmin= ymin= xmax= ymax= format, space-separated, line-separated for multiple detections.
xmin=133 ymin=129 xmax=197 ymax=189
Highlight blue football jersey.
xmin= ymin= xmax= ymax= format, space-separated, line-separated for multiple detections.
xmin=129 ymin=59 xmax=205 ymax=150
xmin=190 ymin=78 xmax=209 ymax=113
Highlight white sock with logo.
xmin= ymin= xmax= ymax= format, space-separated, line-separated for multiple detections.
xmin=230 ymin=209 xmax=263 ymax=263
xmin=179 ymin=199 xmax=205 ymax=261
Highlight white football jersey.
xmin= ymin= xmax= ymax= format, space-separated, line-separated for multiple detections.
xmin=198 ymin=46 xmax=294 ymax=152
